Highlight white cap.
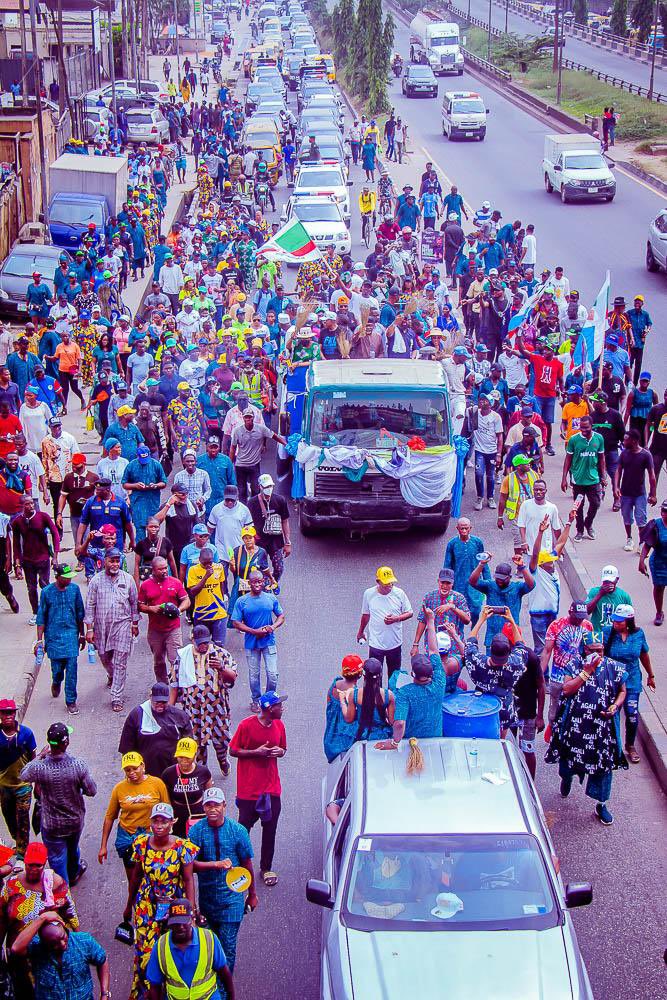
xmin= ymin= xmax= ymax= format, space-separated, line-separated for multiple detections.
xmin=437 ymin=632 xmax=452 ymax=653
xmin=482 ymin=200 xmax=491 ymax=209
xmin=202 ymin=787 xmax=226 ymax=804
xmin=352 ymin=262 xmax=365 ymax=272
xmin=447 ymin=212 xmax=458 ymax=221
xmin=278 ymin=312 xmax=290 ymax=323
xmin=258 ymin=473 xmax=274 ymax=489
xmin=601 ymin=564 xmax=619 ymax=582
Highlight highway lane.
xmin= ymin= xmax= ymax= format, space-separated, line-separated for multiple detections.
xmin=463 ymin=0 xmax=667 ymax=92
xmin=389 ymin=15 xmax=667 ymax=386
xmin=12 ymin=22 xmax=667 ymax=1000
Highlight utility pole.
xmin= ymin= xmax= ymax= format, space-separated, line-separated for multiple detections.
xmin=28 ymin=0 xmax=49 ymax=238
xmin=173 ymin=0 xmax=181 ymax=82
xmin=108 ymin=10 xmax=117 ymax=128
xmin=647 ymin=0 xmax=659 ymax=100
xmin=18 ymin=0 xmax=28 ymax=102
xmin=505 ymin=0 xmax=509 ymax=33
xmin=130 ymin=2 xmax=140 ymax=92
xmin=553 ymin=0 xmax=560 ymax=73
xmin=557 ymin=3 xmax=564 ymax=103
xmin=487 ymin=0 xmax=492 ymax=60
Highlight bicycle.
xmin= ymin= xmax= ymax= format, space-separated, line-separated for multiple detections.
xmin=361 ymin=211 xmax=376 ymax=249
xmin=378 ymin=194 xmax=392 ymax=218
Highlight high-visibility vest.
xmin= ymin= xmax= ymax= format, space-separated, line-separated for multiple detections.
xmin=156 ymin=927 xmax=218 ymax=1000
xmin=241 ymin=371 xmax=263 ymax=406
xmin=504 ymin=469 xmax=537 ymax=520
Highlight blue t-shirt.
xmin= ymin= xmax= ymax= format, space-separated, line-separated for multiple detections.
xmin=394 ymin=653 xmax=445 ymax=738
xmin=0 ymin=724 xmax=36 ymax=777
xmin=233 ymin=591 xmax=283 ymax=649
xmin=180 ymin=541 xmax=221 ymax=569
xmin=474 ymin=578 xmax=534 ymax=650
xmin=146 ymin=928 xmax=227 ymax=997
xmin=602 ymin=627 xmax=649 ymax=693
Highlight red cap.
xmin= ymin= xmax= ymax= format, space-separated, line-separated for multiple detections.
xmin=100 ymin=524 xmax=117 ymax=535
xmin=87 ymin=222 xmax=96 ymax=229
xmin=24 ymin=842 xmax=49 ymax=865
xmin=0 ymin=699 xmax=16 ymax=711
xmin=32 ymin=271 xmax=41 ymax=278
xmin=341 ymin=654 xmax=363 ymax=678
xmin=72 ymin=453 xmax=86 ymax=464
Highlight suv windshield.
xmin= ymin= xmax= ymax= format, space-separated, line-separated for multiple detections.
xmin=296 ymin=169 xmax=343 ymax=188
xmin=410 ymin=67 xmax=434 ymax=78
xmin=343 ymin=834 xmax=557 ymax=930
xmin=309 ymin=390 xmax=449 ymax=448
xmin=292 ymin=203 xmax=340 ymax=222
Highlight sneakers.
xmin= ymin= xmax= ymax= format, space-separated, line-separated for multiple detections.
xmin=623 ymin=537 xmax=634 ymax=552
xmin=51 ymin=682 xmax=61 ymax=698
xmin=574 ymin=532 xmax=584 ymax=541
xmin=66 ymin=703 xmax=80 ymax=715
xmin=474 ymin=497 xmax=483 ymax=510
xmin=560 ymin=775 xmax=572 ymax=798
xmin=595 ymin=803 xmax=614 ymax=826
xmin=545 ymin=445 xmax=555 ymax=456
xmin=487 ymin=497 xmax=497 ymax=509
xmin=586 ymin=528 xmax=596 ymax=540
xmin=654 ymin=611 xmax=664 ymax=626
xmin=28 ymin=615 xmax=37 ymax=626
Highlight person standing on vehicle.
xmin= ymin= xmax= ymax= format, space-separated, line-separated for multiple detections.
xmin=229 ymin=691 xmax=286 ymax=888
xmin=189 ymin=787 xmax=257 ymax=976
xmin=357 ymin=567 xmax=413 ymax=685
xmin=20 ymin=722 xmax=97 ymax=885
xmin=561 ymin=414 xmax=606 ymax=541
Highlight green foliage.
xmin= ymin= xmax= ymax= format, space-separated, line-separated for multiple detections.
xmin=631 ymin=0 xmax=654 ymax=41
xmin=610 ymin=0 xmax=629 ymax=35
xmin=493 ymin=32 xmax=555 ymax=68
xmin=572 ymin=0 xmax=589 ymax=25
xmin=329 ymin=0 xmax=394 ymax=113
xmin=659 ymin=1 xmax=667 ymax=37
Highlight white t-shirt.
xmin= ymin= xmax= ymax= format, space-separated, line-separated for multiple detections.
xmin=516 ymin=498 xmax=562 ymax=552
xmin=18 ymin=403 xmax=50 ymax=452
xmin=18 ymin=450 xmax=45 ymax=499
xmin=207 ymin=500 xmax=253 ymax=558
xmin=96 ymin=456 xmax=129 ymax=501
xmin=361 ymin=585 xmax=412 ymax=650
xmin=349 ymin=291 xmax=378 ymax=324
xmin=473 ymin=409 xmax=503 ymax=455
xmin=498 ymin=351 xmax=528 ymax=389
xmin=527 ymin=564 xmax=561 ymax=613
xmin=522 ymin=234 xmax=537 ymax=266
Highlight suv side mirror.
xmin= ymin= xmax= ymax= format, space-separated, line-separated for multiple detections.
xmin=565 ymin=883 xmax=592 ymax=908
xmin=554 ymin=164 xmax=562 ymax=172
xmin=306 ymin=878 xmax=334 ymax=908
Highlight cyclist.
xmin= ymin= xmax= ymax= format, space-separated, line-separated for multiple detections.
xmin=359 ymin=186 xmax=377 ymax=246
xmin=378 ymin=173 xmax=394 ymax=218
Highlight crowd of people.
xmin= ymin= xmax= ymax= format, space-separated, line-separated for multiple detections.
xmin=0 ymin=2 xmax=662 ymax=998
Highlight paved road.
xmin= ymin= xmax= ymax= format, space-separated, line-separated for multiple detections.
xmin=389 ymin=13 xmax=667 ymax=387
xmin=464 ymin=0 xmax=667 ymax=92
xmin=10 ymin=21 xmax=667 ymax=1000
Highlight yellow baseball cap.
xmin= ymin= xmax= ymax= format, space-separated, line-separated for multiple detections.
xmin=376 ymin=566 xmax=397 ymax=584
xmin=175 ymin=737 xmax=198 ymax=759
xmin=121 ymin=752 xmax=144 ymax=769
xmin=538 ymin=550 xmax=557 ymax=566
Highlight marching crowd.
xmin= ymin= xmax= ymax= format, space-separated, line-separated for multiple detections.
xmin=0 ymin=4 xmax=662 ymax=999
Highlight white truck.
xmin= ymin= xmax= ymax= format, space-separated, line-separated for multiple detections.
xmin=543 ymin=133 xmax=616 ymax=204
xmin=409 ymin=11 xmax=464 ymax=75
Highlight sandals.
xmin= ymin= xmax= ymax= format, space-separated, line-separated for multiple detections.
xmin=261 ymin=870 xmax=278 ymax=887
xmin=626 ymin=746 xmax=640 ymax=764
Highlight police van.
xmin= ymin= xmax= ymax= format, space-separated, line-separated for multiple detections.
xmin=441 ymin=90 xmax=488 ymax=141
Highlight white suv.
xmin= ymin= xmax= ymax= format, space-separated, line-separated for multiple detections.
xmin=282 ymin=196 xmax=351 ymax=255
xmin=293 ymin=163 xmax=352 ymax=224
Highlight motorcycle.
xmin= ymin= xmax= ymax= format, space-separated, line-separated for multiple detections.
xmin=392 ymin=56 xmax=403 ymax=78
xmin=256 ymin=180 xmax=270 ymax=212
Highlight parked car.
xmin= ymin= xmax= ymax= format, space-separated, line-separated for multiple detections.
xmin=402 ymin=64 xmax=438 ymax=97
xmin=646 ymin=208 xmax=667 ymax=272
xmin=82 ymin=107 xmax=111 ymax=142
xmin=306 ymin=739 xmax=594 ymax=1000
xmin=125 ymin=107 xmax=170 ymax=145
xmin=0 ymin=244 xmax=71 ymax=316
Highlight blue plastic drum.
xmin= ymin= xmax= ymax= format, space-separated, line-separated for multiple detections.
xmin=442 ymin=691 xmax=501 ymax=739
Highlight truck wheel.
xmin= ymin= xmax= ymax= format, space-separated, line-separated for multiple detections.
xmin=646 ymin=243 xmax=659 ymax=272
xmin=457 ymin=68 xmax=464 ymax=75
xmin=299 ymin=506 xmax=319 ymax=537
xmin=544 ymin=173 xmax=553 ymax=193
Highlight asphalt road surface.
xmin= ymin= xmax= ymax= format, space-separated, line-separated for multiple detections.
xmin=15 ymin=21 xmax=667 ymax=1000
xmin=465 ymin=0 xmax=667 ymax=93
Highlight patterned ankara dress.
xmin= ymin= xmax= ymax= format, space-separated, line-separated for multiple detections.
xmin=171 ymin=645 xmax=237 ymax=769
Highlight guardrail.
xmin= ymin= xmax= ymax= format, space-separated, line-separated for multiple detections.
xmin=462 ymin=46 xmax=511 ymax=79
xmin=562 ymin=57 xmax=666 ymax=103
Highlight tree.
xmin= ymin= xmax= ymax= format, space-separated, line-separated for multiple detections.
xmin=572 ymin=0 xmax=589 ymax=25
xmin=659 ymin=0 xmax=667 ymax=36
xmin=631 ymin=0 xmax=654 ymax=41
xmin=610 ymin=0 xmax=628 ymax=35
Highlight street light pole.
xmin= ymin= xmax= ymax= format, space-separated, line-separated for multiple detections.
xmin=505 ymin=0 xmax=509 ymax=33
xmin=173 ymin=0 xmax=181 ymax=83
xmin=487 ymin=0 xmax=492 ymax=60
xmin=108 ymin=10 xmax=117 ymax=129
xmin=647 ymin=0 xmax=659 ymax=100
xmin=557 ymin=4 xmax=564 ymax=104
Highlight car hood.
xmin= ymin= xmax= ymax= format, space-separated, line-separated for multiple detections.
xmin=346 ymin=926 xmax=574 ymax=999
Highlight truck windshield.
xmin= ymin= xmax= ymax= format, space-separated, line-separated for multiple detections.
xmin=563 ymin=154 xmax=606 ymax=169
xmin=50 ymin=200 xmax=104 ymax=228
xmin=309 ymin=390 xmax=449 ymax=449
xmin=431 ymin=34 xmax=459 ymax=45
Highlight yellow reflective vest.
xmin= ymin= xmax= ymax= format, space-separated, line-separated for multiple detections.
xmin=156 ymin=927 xmax=218 ymax=1000
xmin=504 ymin=469 xmax=537 ymax=520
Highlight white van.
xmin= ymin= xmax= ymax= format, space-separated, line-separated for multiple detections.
xmin=441 ymin=91 xmax=488 ymax=141
xmin=543 ymin=133 xmax=616 ymax=203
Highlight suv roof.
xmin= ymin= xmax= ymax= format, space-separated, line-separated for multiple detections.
xmin=348 ymin=738 xmax=530 ymax=836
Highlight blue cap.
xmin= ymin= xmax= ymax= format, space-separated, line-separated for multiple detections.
xmin=453 ymin=346 xmax=471 ymax=358
xmin=475 ymin=343 xmax=488 ymax=353
xmin=105 ymin=437 xmax=120 ymax=449
xmin=606 ymin=333 xmax=619 ymax=346
xmin=258 ymin=691 xmax=288 ymax=711
xmin=105 ymin=547 xmax=122 ymax=559
xmin=79 ymin=310 xmax=91 ymax=320
xmin=567 ymin=384 xmax=583 ymax=395
xmin=137 ymin=444 xmax=150 ymax=456
xmin=639 ymin=371 xmax=652 ymax=381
